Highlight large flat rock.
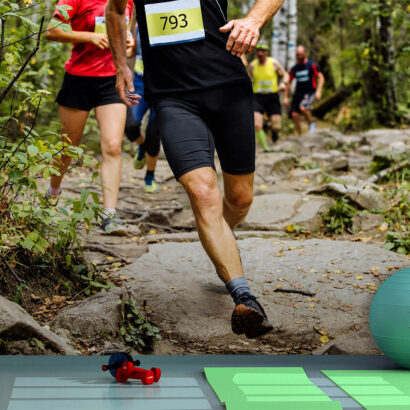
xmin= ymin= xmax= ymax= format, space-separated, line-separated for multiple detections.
xmin=243 ymin=194 xmax=334 ymax=230
xmin=118 ymin=237 xmax=408 ymax=353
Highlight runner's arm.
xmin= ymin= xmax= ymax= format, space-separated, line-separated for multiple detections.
xmin=106 ymin=0 xmax=139 ymax=106
xmin=220 ymin=0 xmax=284 ymax=57
xmin=315 ymin=72 xmax=325 ymax=100
xmin=274 ymin=60 xmax=289 ymax=90
xmin=283 ymin=70 xmax=293 ymax=106
xmin=46 ymin=18 xmax=109 ymax=49
xmin=248 ymin=61 xmax=254 ymax=78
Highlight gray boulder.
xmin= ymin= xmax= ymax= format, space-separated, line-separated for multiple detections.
xmin=0 ymin=295 xmax=77 ymax=355
xmin=49 ymin=287 xmax=127 ymax=340
xmin=309 ymin=182 xmax=387 ymax=210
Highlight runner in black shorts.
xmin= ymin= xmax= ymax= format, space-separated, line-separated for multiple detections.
xmin=107 ymin=0 xmax=285 ymax=339
xmin=249 ymin=41 xmax=288 ymax=149
xmin=284 ymin=45 xmax=325 ymax=135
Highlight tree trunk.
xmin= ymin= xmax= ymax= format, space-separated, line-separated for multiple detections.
xmin=311 ymin=82 xmax=361 ymax=119
xmin=287 ymin=0 xmax=297 ymax=70
xmin=378 ymin=0 xmax=398 ymax=124
xmin=272 ymin=1 xmax=288 ymax=67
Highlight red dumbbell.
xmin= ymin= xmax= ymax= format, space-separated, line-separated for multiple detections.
xmin=102 ymin=352 xmax=161 ymax=385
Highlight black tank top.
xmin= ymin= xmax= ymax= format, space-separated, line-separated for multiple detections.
xmin=133 ymin=0 xmax=250 ymax=100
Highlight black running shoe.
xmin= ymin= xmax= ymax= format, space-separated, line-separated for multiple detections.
xmin=231 ymin=293 xmax=273 ymax=339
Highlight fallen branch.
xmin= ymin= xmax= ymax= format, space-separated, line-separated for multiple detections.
xmin=273 ymin=288 xmax=316 ymax=297
xmin=0 ymin=252 xmax=25 ymax=284
xmin=95 ymin=258 xmax=124 ymax=267
xmin=366 ymin=159 xmax=409 ymax=184
xmin=82 ymin=244 xmax=126 ymax=261
xmin=141 ymin=221 xmax=182 ymax=233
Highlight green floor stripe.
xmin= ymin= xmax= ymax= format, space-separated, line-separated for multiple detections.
xmin=322 ymin=370 xmax=410 ymax=409
xmin=204 ymin=367 xmax=342 ymax=410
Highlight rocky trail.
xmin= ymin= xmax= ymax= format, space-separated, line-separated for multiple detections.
xmin=1 ymin=128 xmax=408 ymax=356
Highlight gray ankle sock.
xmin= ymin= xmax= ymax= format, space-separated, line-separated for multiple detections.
xmin=226 ymin=276 xmax=254 ymax=304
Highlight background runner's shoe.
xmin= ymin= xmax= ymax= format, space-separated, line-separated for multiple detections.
xmin=231 ymin=293 xmax=273 ymax=339
xmin=308 ymin=121 xmax=316 ymax=133
xmin=134 ymin=146 xmax=146 ymax=170
xmin=98 ymin=215 xmax=128 ymax=236
xmin=144 ymin=178 xmax=158 ymax=193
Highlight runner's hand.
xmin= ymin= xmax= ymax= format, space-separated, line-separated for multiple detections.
xmin=89 ymin=33 xmax=110 ymax=49
xmin=315 ymin=90 xmax=322 ymax=100
xmin=220 ymin=17 xmax=259 ymax=57
xmin=126 ymin=31 xmax=135 ymax=48
xmin=116 ymin=65 xmax=141 ymax=107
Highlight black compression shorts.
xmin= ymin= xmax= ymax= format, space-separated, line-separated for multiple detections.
xmin=153 ymin=83 xmax=255 ymax=180
xmin=141 ymin=116 xmax=161 ymax=157
xmin=56 ymin=72 xmax=123 ymax=111
xmin=253 ymin=93 xmax=282 ymax=116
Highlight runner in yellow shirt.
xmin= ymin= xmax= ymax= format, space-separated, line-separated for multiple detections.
xmin=248 ymin=41 xmax=288 ymax=151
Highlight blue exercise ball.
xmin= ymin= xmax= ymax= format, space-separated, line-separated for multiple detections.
xmin=369 ymin=267 xmax=410 ymax=369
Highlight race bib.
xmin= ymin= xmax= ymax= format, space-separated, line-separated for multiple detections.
xmin=95 ymin=16 xmax=107 ymax=34
xmin=94 ymin=16 xmax=130 ymax=34
xmin=145 ymin=0 xmax=205 ymax=47
xmin=135 ymin=55 xmax=144 ymax=75
xmin=256 ymin=80 xmax=273 ymax=93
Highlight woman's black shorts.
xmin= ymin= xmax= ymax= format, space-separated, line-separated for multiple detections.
xmin=56 ymin=72 xmax=123 ymax=111
xmin=153 ymin=82 xmax=255 ymax=180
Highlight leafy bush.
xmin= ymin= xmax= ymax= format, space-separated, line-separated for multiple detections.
xmin=322 ymin=196 xmax=357 ymax=234
xmin=383 ymin=232 xmax=410 ymax=255
xmin=119 ymin=299 xmax=161 ymax=352
xmin=0 ymin=1 xmax=104 ymax=303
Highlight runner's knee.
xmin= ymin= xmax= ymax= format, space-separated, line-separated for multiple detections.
xmin=225 ymin=187 xmax=253 ymax=212
xmin=188 ymin=178 xmax=220 ymax=207
xmin=292 ymin=111 xmax=299 ymax=119
xmin=271 ymin=116 xmax=281 ymax=132
xmin=254 ymin=115 xmax=263 ymax=131
xmin=102 ymin=139 xmax=122 ymax=158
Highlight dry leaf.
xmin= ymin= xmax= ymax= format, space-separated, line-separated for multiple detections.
xmin=106 ymin=256 xmax=114 ymax=261
xmin=320 ymin=335 xmax=330 ymax=344
xmin=355 ymin=275 xmax=363 ymax=280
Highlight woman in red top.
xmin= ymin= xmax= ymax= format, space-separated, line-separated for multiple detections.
xmin=46 ymin=0 xmax=135 ymax=232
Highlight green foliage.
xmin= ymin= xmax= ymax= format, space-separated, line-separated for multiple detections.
xmin=298 ymin=0 xmax=409 ymax=129
xmin=80 ymin=268 xmax=115 ymax=296
xmin=119 ymin=299 xmax=161 ymax=352
xmin=0 ymin=1 xmax=104 ymax=295
xmin=383 ymin=231 xmax=410 ymax=255
xmin=322 ymin=197 xmax=357 ymax=234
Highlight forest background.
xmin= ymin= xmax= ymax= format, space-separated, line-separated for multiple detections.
xmin=0 ymin=0 xmax=408 ymax=343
